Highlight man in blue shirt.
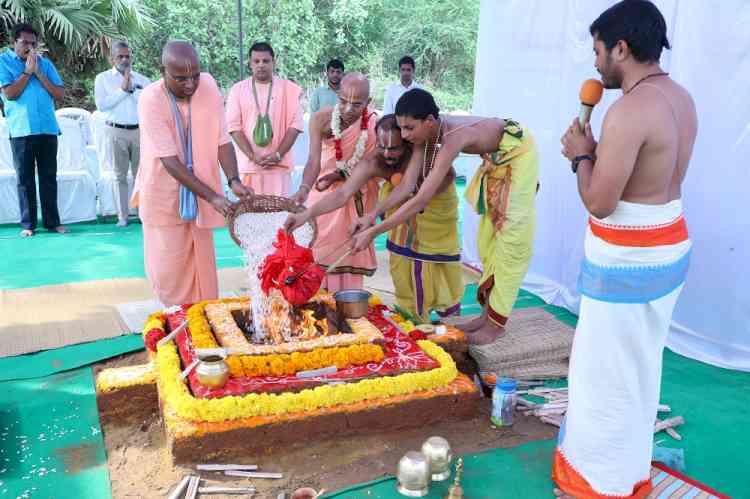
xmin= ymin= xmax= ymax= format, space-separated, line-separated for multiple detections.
xmin=309 ymin=59 xmax=343 ymax=113
xmin=0 ymin=23 xmax=66 ymax=237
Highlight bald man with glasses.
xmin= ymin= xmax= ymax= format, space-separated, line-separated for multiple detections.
xmin=131 ymin=41 xmax=253 ymax=306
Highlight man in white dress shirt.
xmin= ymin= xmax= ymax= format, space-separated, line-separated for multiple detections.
xmin=382 ymin=55 xmax=420 ymax=115
xmin=94 ymin=40 xmax=150 ymax=227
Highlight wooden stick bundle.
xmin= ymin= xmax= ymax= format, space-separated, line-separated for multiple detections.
xmin=519 ymin=387 xmax=685 ymax=440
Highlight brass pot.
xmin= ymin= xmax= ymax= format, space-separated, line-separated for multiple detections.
xmin=421 ymin=436 xmax=452 ymax=481
xmin=334 ymin=289 xmax=371 ymax=319
xmin=195 ymin=355 xmax=229 ymax=389
xmin=396 ymin=451 xmax=430 ymax=497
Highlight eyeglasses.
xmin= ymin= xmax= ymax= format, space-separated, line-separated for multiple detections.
xmin=16 ymin=39 xmax=37 ymax=48
xmin=166 ymin=71 xmax=200 ymax=84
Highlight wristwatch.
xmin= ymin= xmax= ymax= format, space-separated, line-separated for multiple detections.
xmin=227 ymin=175 xmax=241 ymax=188
xmin=571 ymin=154 xmax=593 ymax=173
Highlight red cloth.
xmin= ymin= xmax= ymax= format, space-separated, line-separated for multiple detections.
xmin=166 ymin=304 xmax=441 ymax=398
xmin=259 ymin=230 xmax=325 ymax=305
xmin=144 ymin=328 xmax=166 ymax=352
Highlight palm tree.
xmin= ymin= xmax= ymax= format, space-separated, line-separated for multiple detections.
xmin=1 ymin=0 xmax=153 ymax=64
xmin=1 ymin=0 xmax=153 ymax=107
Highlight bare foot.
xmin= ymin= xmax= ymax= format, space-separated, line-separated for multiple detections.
xmin=51 ymin=226 xmax=68 ymax=234
xmin=456 ymin=310 xmax=487 ymax=333
xmin=20 ymin=229 xmax=34 ymax=237
xmin=468 ymin=321 xmax=506 ymax=345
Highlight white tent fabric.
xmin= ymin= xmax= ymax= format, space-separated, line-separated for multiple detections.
xmin=289 ymin=114 xmax=311 ymax=196
xmin=463 ymin=0 xmax=750 ymax=371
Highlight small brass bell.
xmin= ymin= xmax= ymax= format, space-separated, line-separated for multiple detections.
xmin=444 ymin=457 xmax=464 ymax=499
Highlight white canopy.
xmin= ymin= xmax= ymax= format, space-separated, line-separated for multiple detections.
xmin=462 ymin=0 xmax=750 ymax=371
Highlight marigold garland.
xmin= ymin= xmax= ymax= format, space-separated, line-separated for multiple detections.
xmin=157 ymin=340 xmax=457 ymax=423
xmin=225 ymin=343 xmax=385 ymax=377
xmin=386 ymin=312 xmax=417 ymax=334
xmin=142 ymin=311 xmax=167 ymax=353
xmin=185 ymin=300 xmax=385 ymax=377
xmin=96 ymin=363 xmax=157 ymax=392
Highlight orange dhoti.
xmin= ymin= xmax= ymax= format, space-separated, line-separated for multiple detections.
xmin=308 ymin=179 xmax=379 ymax=292
xmin=226 ymin=77 xmax=303 ymax=196
xmin=132 ymin=73 xmax=229 ymax=306
xmin=241 ymin=168 xmax=291 ymax=197
xmin=142 ymin=222 xmax=218 ymax=306
xmin=308 ymin=111 xmax=378 ymax=293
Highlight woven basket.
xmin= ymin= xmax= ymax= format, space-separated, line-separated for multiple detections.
xmin=469 ymin=308 xmax=574 ymax=381
xmin=226 ymin=195 xmax=317 ymax=248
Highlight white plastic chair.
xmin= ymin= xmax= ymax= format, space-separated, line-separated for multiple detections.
xmin=288 ymin=114 xmax=309 ymax=197
xmin=0 ymin=117 xmax=20 ymax=223
xmin=56 ymin=116 xmax=98 ymax=223
xmin=56 ymin=107 xmax=98 ymax=181
xmin=91 ymin=110 xmax=135 ymax=217
xmin=56 ymin=107 xmax=93 ymax=145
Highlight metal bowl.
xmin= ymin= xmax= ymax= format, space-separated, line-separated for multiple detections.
xmin=421 ymin=436 xmax=452 ymax=481
xmin=333 ymin=289 xmax=371 ymax=319
xmin=396 ymin=451 xmax=430 ymax=497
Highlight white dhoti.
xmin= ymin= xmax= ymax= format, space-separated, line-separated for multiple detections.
xmin=553 ymin=200 xmax=691 ymax=498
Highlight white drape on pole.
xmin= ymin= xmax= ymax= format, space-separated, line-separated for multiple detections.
xmin=463 ymin=0 xmax=750 ymax=371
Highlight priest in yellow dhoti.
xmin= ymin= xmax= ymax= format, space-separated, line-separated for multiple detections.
xmin=351 ymin=89 xmax=538 ymax=344
xmin=379 ymin=169 xmax=463 ymax=322
xmin=132 ymin=41 xmax=252 ymax=306
xmin=465 ymin=119 xmax=538 ymax=339
xmin=285 ymin=115 xmax=463 ymax=322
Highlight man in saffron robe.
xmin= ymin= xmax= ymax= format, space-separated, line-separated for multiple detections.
xmin=132 ymin=41 xmax=253 ymax=306
xmin=290 ymin=72 xmax=377 ymax=292
xmin=226 ymin=41 xmax=304 ymax=196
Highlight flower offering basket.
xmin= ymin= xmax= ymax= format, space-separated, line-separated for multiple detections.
xmin=226 ymin=195 xmax=318 ymax=248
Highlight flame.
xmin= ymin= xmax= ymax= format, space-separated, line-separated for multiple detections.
xmin=264 ymin=291 xmax=291 ymax=344
xmin=299 ymin=309 xmax=318 ymax=340
xmin=316 ymin=318 xmax=329 ymax=336
xmin=259 ymin=291 xmax=339 ymax=344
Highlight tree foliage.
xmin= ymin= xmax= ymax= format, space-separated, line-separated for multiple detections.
xmin=1 ymin=0 xmax=153 ymax=106
xmin=2 ymin=0 xmax=479 ymax=111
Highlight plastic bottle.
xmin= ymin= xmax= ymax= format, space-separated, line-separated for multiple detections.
xmin=490 ymin=377 xmax=517 ymax=427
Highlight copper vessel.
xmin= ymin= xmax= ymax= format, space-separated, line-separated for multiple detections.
xmin=195 ymin=355 xmax=229 ymax=389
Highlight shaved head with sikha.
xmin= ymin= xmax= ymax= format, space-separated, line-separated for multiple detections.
xmin=161 ymin=41 xmax=201 ymax=99
xmin=338 ymin=72 xmax=371 ymax=123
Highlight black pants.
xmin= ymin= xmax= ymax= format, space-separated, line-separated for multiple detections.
xmin=10 ymin=134 xmax=60 ymax=231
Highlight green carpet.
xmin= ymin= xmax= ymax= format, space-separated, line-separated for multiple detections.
xmin=0 ymin=180 xmax=467 ymax=290
xmin=0 ymin=334 xmax=144 ymax=382
xmin=0 ymin=367 xmax=111 ymax=498
xmin=2 ymin=173 xmax=746 ymax=497
xmin=325 ymin=440 xmax=557 ymax=499
xmin=324 ymin=293 xmax=749 ymax=498
xmin=0 ymin=219 xmax=244 ymax=290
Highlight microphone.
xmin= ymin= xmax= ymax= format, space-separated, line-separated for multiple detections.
xmin=578 ymin=79 xmax=604 ymax=127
